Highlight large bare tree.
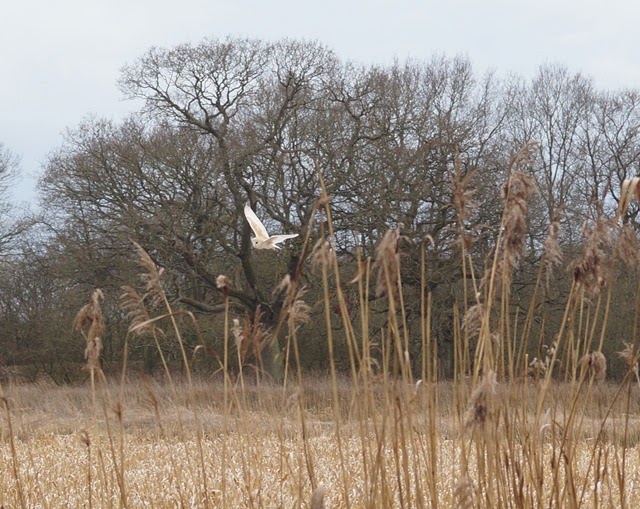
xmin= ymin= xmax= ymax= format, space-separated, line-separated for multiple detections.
xmin=37 ymin=40 xmax=515 ymax=377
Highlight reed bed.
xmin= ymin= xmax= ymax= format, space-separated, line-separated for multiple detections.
xmin=2 ymin=160 xmax=640 ymax=507
xmin=3 ymin=378 xmax=640 ymax=507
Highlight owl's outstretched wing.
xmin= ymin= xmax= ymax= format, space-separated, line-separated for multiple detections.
xmin=244 ymin=203 xmax=270 ymax=241
xmin=268 ymin=234 xmax=299 ymax=248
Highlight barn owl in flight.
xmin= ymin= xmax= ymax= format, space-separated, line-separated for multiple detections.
xmin=244 ymin=202 xmax=299 ymax=250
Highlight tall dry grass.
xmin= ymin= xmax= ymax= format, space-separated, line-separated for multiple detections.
xmin=2 ymin=156 xmax=640 ymax=507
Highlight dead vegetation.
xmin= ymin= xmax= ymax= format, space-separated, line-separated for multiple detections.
xmin=2 ymin=170 xmax=640 ymax=508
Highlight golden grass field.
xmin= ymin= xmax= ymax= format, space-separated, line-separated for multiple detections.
xmin=3 ymin=375 xmax=640 ymax=508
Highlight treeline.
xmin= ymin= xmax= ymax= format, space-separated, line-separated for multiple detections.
xmin=1 ymin=37 xmax=639 ymax=383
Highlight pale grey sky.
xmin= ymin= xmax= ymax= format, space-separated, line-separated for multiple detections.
xmin=2 ymin=0 xmax=639 ymax=204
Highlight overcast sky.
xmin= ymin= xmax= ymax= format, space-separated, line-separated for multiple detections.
xmin=2 ymin=0 xmax=639 ymax=205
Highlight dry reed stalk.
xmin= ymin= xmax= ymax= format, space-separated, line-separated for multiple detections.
xmin=312 ymin=186 xmax=352 ymax=508
xmin=373 ymin=225 xmax=415 ymax=385
xmin=1 ymin=396 xmax=26 ymax=509
xmin=491 ymin=170 xmax=536 ymax=288
xmin=73 ymin=288 xmax=106 ymax=476
xmin=471 ymin=154 xmax=537 ymax=379
xmin=129 ymin=241 xmax=209 ymax=504
xmin=274 ymin=273 xmax=321 ymax=493
xmin=219 ymin=271 xmax=231 ymax=509
xmin=476 ymin=143 xmax=537 ymax=334
xmin=130 ymin=241 xmax=195 ymax=385
xmin=120 ymin=285 xmax=176 ymax=392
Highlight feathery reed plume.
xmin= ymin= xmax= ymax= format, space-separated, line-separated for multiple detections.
xmin=542 ymin=218 xmax=563 ymax=289
xmin=216 ymin=274 xmax=231 ymax=292
xmin=78 ymin=429 xmax=91 ymax=447
xmin=464 ymin=369 xmax=497 ymax=430
xmin=74 ymin=288 xmax=105 ymax=370
xmin=285 ymin=389 xmax=300 ymax=413
xmin=508 ymin=140 xmax=538 ymax=170
xmin=311 ymin=238 xmax=333 ymax=270
xmin=273 ymin=274 xmax=292 ymax=296
xmin=571 ymin=217 xmax=612 ymax=297
xmin=120 ymin=286 xmax=154 ymax=336
xmin=478 ymin=142 xmax=537 ymax=293
xmin=618 ymin=341 xmax=638 ymax=372
xmin=310 ymin=485 xmax=325 ymax=509
xmin=528 ymin=357 xmax=546 ymax=379
xmin=231 ymin=318 xmax=244 ymax=349
xmin=235 ymin=309 xmax=271 ymax=365
xmin=131 ymin=241 xmax=165 ymax=308
xmin=616 ymin=177 xmax=640 ymax=221
xmin=619 ymin=342 xmax=639 ymax=374
xmin=528 ymin=340 xmax=557 ymax=379
xmin=498 ymin=171 xmax=536 ymax=279
xmin=462 ymin=302 xmax=484 ymax=338
xmin=579 ymin=351 xmax=607 ymax=382
xmin=454 ymin=476 xmax=475 ymax=508
xmin=615 ymin=224 xmax=640 ymax=268
xmin=373 ymin=226 xmax=402 ymax=298
xmin=452 ymin=154 xmax=479 ymax=250
xmin=289 ymin=287 xmax=312 ymax=328
xmin=619 ymin=343 xmax=640 ymax=391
